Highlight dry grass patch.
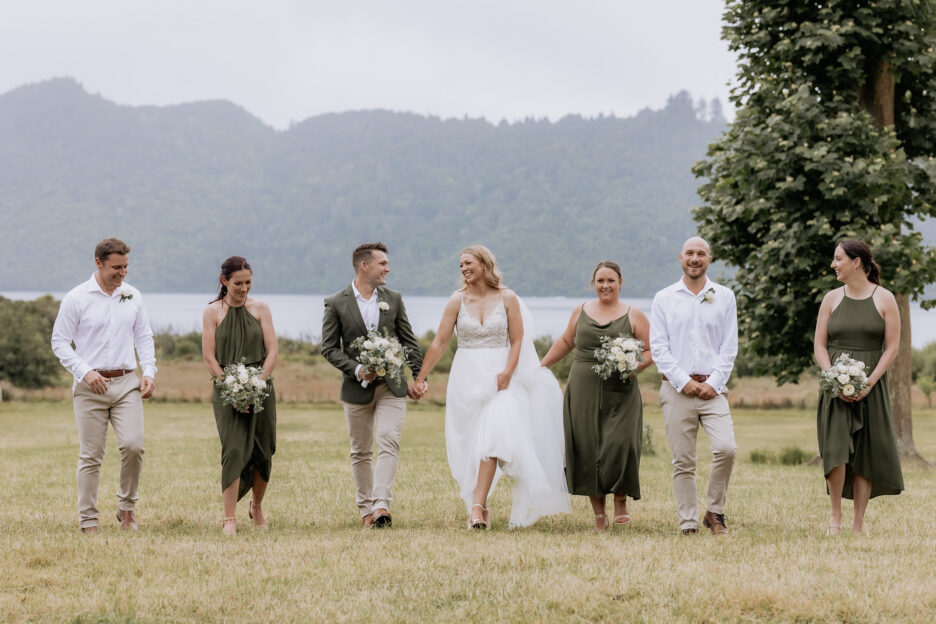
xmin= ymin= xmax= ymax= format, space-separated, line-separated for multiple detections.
xmin=1 ymin=401 xmax=935 ymax=622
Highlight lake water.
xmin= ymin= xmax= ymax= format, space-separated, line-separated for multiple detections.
xmin=4 ymin=290 xmax=936 ymax=347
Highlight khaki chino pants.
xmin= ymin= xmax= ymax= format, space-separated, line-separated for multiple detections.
xmin=343 ymin=383 xmax=407 ymax=517
xmin=73 ymin=373 xmax=145 ymax=529
xmin=660 ymin=382 xmax=736 ymax=531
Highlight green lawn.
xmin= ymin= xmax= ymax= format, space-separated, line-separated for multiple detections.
xmin=2 ymin=400 xmax=935 ymax=623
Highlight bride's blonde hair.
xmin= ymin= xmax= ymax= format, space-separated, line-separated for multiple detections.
xmin=460 ymin=245 xmax=504 ymax=290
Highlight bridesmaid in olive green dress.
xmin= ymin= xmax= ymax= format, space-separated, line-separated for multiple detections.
xmin=202 ymin=256 xmax=279 ymax=535
xmin=814 ymin=240 xmax=903 ymax=535
xmin=541 ymin=261 xmax=652 ymax=530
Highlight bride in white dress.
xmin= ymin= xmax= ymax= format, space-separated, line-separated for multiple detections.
xmin=413 ymin=246 xmax=569 ymax=529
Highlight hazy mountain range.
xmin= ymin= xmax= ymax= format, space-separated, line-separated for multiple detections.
xmin=5 ymin=77 xmax=929 ymax=298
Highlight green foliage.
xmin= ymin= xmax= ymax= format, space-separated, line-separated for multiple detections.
xmin=154 ymin=332 xmax=203 ymax=360
xmin=417 ymin=330 xmax=457 ymax=374
xmin=917 ymin=374 xmax=936 ymax=407
xmin=0 ymin=79 xmax=726 ymax=298
xmin=0 ymin=295 xmax=63 ymax=388
xmin=642 ymin=423 xmax=657 ymax=457
xmin=693 ymin=0 xmax=936 ymax=383
xmin=750 ymin=445 xmax=811 ymax=465
xmin=912 ymin=341 xmax=936 ymax=380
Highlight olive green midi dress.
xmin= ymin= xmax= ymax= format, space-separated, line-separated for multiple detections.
xmin=563 ymin=309 xmax=642 ymax=499
xmin=816 ymin=290 xmax=903 ymax=499
xmin=212 ymin=304 xmax=277 ymax=500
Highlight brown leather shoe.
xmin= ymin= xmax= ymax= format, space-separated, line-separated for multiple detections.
xmin=361 ymin=513 xmax=375 ymax=528
xmin=681 ymin=528 xmax=698 ymax=535
xmin=117 ymin=509 xmax=139 ymax=531
xmin=373 ymin=508 xmax=392 ymax=528
xmin=703 ymin=511 xmax=728 ymax=535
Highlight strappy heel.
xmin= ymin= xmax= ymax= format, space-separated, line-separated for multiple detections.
xmin=469 ymin=503 xmax=489 ymax=530
xmin=248 ymin=500 xmax=268 ymax=529
xmin=222 ymin=516 xmax=237 ymax=536
xmin=613 ymin=496 xmax=631 ymax=525
xmin=593 ymin=512 xmax=609 ymax=531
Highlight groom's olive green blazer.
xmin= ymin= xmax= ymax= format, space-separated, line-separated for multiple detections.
xmin=321 ymin=285 xmax=424 ymax=404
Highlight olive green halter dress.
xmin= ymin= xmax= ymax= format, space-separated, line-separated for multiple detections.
xmin=816 ymin=289 xmax=903 ymax=499
xmin=563 ymin=309 xmax=642 ymax=499
xmin=212 ymin=304 xmax=277 ymax=500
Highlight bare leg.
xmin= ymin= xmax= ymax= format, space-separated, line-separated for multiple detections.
xmin=613 ymin=495 xmax=629 ymax=523
xmin=250 ymin=470 xmax=268 ymax=526
xmin=852 ymin=474 xmax=872 ymax=534
xmin=222 ymin=478 xmax=239 ymax=535
xmin=589 ymin=496 xmax=608 ymax=530
xmin=472 ymin=458 xmax=497 ymax=524
xmin=826 ymin=465 xmax=845 ymax=532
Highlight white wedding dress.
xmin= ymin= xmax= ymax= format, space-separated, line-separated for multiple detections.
xmin=445 ymin=294 xmax=570 ymax=528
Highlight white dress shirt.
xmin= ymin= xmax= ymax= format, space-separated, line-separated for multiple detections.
xmin=51 ymin=274 xmax=157 ymax=382
xmin=351 ymin=280 xmax=379 ymax=381
xmin=650 ymin=276 xmax=737 ymax=394
xmin=351 ymin=280 xmax=380 ymax=331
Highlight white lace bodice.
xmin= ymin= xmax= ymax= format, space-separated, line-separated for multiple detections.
xmin=456 ymin=297 xmax=509 ymax=349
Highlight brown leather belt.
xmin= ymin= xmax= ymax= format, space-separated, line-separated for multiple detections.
xmin=96 ymin=369 xmax=134 ymax=378
xmin=661 ymin=374 xmax=710 ymax=383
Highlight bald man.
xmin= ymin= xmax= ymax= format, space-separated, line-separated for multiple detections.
xmin=650 ymin=237 xmax=738 ymax=535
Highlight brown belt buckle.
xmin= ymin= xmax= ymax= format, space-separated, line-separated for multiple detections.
xmin=97 ymin=369 xmax=133 ymax=379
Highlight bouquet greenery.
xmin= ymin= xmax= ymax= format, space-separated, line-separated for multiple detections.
xmin=215 ymin=361 xmax=269 ymax=413
xmin=819 ymin=353 xmax=869 ymax=399
xmin=593 ymin=334 xmax=644 ymax=382
xmin=351 ymin=329 xmax=409 ymax=384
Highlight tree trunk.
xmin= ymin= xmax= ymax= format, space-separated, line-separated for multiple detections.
xmin=863 ymin=62 xmax=929 ymax=466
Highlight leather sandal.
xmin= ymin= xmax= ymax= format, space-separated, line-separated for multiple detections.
xmin=222 ymin=516 xmax=237 ymax=536
xmin=469 ymin=504 xmax=489 ymax=530
xmin=248 ymin=500 xmax=268 ymax=529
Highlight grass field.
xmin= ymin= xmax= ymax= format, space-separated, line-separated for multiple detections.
xmin=2 ymin=399 xmax=935 ymax=623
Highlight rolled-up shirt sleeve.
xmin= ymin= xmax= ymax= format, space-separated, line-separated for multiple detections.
xmin=650 ymin=291 xmax=690 ymax=393
xmin=133 ymin=293 xmax=157 ymax=378
xmin=51 ymin=295 xmax=92 ymax=382
xmin=705 ymin=289 xmax=738 ymax=394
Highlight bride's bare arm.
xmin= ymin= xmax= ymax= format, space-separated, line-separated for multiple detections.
xmin=414 ymin=293 xmax=462 ymax=385
xmin=498 ymin=290 xmax=524 ymax=390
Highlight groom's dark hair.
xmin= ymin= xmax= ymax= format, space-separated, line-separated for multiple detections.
xmin=352 ymin=242 xmax=389 ymax=271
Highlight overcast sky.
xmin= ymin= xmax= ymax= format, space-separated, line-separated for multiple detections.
xmin=0 ymin=1 xmax=737 ymax=129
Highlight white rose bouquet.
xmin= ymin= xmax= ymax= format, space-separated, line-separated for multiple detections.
xmin=351 ymin=329 xmax=410 ymax=385
xmin=214 ymin=360 xmax=270 ymax=413
xmin=593 ymin=334 xmax=644 ymax=382
xmin=819 ymin=353 xmax=869 ymax=399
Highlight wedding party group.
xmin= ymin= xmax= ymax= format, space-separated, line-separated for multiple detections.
xmin=50 ymin=236 xmax=904 ymax=537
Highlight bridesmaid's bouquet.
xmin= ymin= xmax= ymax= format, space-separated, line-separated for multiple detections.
xmin=351 ymin=329 xmax=409 ymax=384
xmin=593 ymin=334 xmax=644 ymax=382
xmin=215 ymin=361 xmax=270 ymax=413
xmin=819 ymin=353 xmax=869 ymax=398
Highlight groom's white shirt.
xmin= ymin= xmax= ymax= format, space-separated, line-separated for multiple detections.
xmin=351 ymin=280 xmax=379 ymax=379
xmin=51 ymin=274 xmax=157 ymax=382
xmin=650 ymin=276 xmax=737 ymax=394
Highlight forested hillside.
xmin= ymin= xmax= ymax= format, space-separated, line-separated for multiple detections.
xmin=3 ymin=78 xmax=726 ymax=295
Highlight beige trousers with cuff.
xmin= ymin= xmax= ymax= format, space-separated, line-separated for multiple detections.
xmin=73 ymin=373 xmax=145 ymax=529
xmin=660 ymin=382 xmax=736 ymax=531
xmin=343 ymin=383 xmax=407 ymax=517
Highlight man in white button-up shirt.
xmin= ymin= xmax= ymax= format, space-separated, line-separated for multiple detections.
xmin=51 ymin=238 xmax=156 ymax=534
xmin=650 ymin=237 xmax=737 ymax=536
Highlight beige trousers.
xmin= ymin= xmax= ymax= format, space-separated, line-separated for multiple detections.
xmin=660 ymin=382 xmax=736 ymax=531
xmin=343 ymin=383 xmax=407 ymax=517
xmin=73 ymin=373 xmax=145 ymax=528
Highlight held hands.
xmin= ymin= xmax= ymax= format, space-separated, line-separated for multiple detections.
xmin=839 ymin=384 xmax=872 ymax=403
xmin=681 ymin=380 xmax=718 ymax=400
xmin=408 ymin=378 xmax=428 ymax=400
xmin=357 ymin=367 xmax=378 ymax=383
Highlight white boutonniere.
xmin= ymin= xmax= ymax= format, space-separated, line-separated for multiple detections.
xmin=702 ymin=287 xmax=715 ymax=304
xmin=118 ymin=287 xmax=134 ymax=303
xmin=378 ymin=301 xmax=390 ymax=311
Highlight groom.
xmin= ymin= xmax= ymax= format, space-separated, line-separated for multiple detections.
xmin=322 ymin=242 xmax=425 ymax=528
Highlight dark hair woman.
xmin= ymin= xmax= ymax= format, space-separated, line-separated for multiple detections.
xmin=813 ymin=239 xmax=903 ymax=535
xmin=202 ymin=256 xmax=279 ymax=535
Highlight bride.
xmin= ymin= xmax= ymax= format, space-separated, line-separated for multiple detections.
xmin=412 ymin=246 xmax=569 ymax=529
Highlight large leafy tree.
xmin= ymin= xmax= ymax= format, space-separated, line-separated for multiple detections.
xmin=0 ymin=296 xmax=63 ymax=390
xmin=694 ymin=0 xmax=936 ymax=461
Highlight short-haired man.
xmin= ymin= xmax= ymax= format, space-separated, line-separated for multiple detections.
xmin=650 ymin=237 xmax=738 ymax=535
xmin=51 ymin=238 xmax=156 ymax=534
xmin=321 ymin=242 xmax=424 ymax=528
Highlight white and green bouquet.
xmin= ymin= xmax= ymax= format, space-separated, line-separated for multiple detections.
xmin=215 ymin=361 xmax=270 ymax=413
xmin=351 ymin=329 xmax=409 ymax=386
xmin=593 ymin=334 xmax=644 ymax=382
xmin=819 ymin=353 xmax=869 ymax=399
